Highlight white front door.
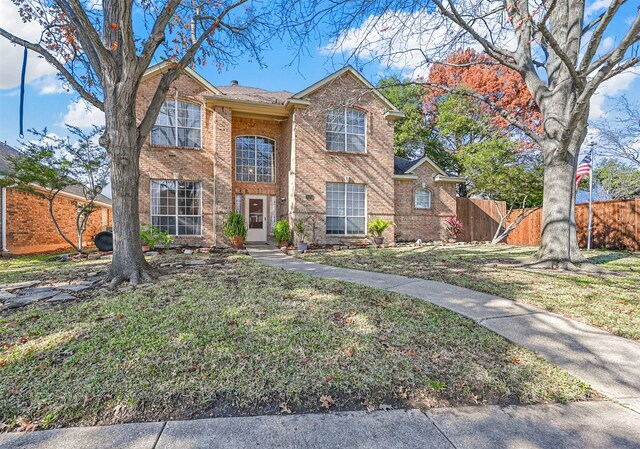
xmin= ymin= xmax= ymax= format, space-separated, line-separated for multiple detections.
xmin=245 ymin=195 xmax=268 ymax=242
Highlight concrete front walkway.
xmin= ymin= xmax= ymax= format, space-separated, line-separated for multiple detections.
xmin=2 ymin=402 xmax=640 ymax=449
xmin=248 ymin=246 xmax=640 ymax=414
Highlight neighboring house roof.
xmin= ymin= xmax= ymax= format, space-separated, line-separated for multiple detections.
xmin=393 ymin=155 xmax=466 ymax=183
xmin=0 ymin=142 xmax=112 ymax=207
xmin=214 ymin=85 xmax=293 ymax=105
xmin=0 ymin=142 xmax=20 ymax=175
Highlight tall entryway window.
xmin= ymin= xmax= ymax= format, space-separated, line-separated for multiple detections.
xmin=244 ymin=194 xmax=268 ymax=242
xmin=235 ymin=136 xmax=275 ymax=182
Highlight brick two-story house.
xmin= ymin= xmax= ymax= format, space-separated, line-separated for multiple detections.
xmin=136 ymin=63 xmax=463 ymax=245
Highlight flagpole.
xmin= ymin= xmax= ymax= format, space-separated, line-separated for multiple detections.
xmin=587 ymin=142 xmax=595 ymax=250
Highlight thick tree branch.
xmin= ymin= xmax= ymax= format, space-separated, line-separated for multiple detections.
xmin=579 ymin=0 xmax=626 ymax=73
xmin=137 ymin=0 xmax=182 ymax=74
xmin=54 ymin=0 xmax=109 ymax=75
xmin=534 ymin=21 xmax=584 ymax=89
xmin=137 ymin=0 xmax=248 ymax=146
xmin=0 ymin=28 xmax=103 ymax=110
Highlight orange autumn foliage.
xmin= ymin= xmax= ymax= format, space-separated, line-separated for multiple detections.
xmin=425 ymin=49 xmax=542 ymax=134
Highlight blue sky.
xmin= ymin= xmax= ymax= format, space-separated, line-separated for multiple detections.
xmin=1 ymin=0 xmax=639 ymax=159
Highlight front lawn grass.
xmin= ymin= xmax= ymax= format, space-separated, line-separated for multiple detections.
xmin=0 ymin=253 xmax=592 ymax=430
xmin=301 ymin=244 xmax=640 ymax=340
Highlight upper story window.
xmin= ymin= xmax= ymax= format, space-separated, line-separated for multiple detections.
xmin=236 ymin=136 xmax=275 ymax=182
xmin=326 ymin=108 xmax=366 ymax=153
xmin=151 ymin=99 xmax=201 ymax=148
xmin=415 ymin=189 xmax=432 ymax=209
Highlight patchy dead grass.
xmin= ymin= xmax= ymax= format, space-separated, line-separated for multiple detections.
xmin=301 ymin=245 xmax=640 ymax=340
xmin=1 ymin=253 xmax=592 ymax=430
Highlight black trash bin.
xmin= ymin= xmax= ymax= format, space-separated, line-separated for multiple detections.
xmin=94 ymin=231 xmax=113 ymax=252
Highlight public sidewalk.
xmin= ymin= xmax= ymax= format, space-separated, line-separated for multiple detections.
xmin=2 ymin=402 xmax=639 ymax=449
xmin=248 ymin=246 xmax=640 ymax=414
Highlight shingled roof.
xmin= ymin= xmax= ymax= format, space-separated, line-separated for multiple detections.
xmin=394 ymin=156 xmax=417 ymax=175
xmin=214 ymin=84 xmax=293 ymax=105
xmin=0 ymin=142 xmax=111 ymax=206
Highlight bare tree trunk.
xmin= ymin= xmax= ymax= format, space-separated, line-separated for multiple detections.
xmin=103 ymin=105 xmax=154 ymax=286
xmin=535 ymin=151 xmax=580 ymax=267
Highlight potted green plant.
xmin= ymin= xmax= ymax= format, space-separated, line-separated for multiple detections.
xmin=274 ymin=219 xmax=292 ymax=247
xmin=223 ymin=211 xmax=247 ymax=249
xmin=368 ymin=218 xmax=395 ymax=247
xmin=294 ymin=219 xmax=309 ymax=252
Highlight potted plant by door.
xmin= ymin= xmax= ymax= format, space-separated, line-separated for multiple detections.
xmin=223 ymin=211 xmax=247 ymax=249
xmin=368 ymin=218 xmax=395 ymax=247
xmin=274 ymin=219 xmax=292 ymax=248
xmin=294 ymin=219 xmax=309 ymax=252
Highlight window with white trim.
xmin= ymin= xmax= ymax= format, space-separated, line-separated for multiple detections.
xmin=415 ymin=189 xmax=432 ymax=209
xmin=151 ymin=100 xmax=201 ymax=148
xmin=235 ymin=136 xmax=275 ymax=182
xmin=326 ymin=183 xmax=366 ymax=235
xmin=151 ymin=180 xmax=202 ymax=236
xmin=326 ymin=108 xmax=366 ymax=153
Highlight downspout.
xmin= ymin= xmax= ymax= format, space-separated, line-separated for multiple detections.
xmin=1 ymin=186 xmax=7 ymax=252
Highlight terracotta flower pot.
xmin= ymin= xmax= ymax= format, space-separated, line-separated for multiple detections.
xmin=230 ymin=236 xmax=245 ymax=250
xmin=278 ymin=241 xmax=289 ymax=248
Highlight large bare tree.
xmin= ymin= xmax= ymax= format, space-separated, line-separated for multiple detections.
xmin=1 ymin=0 xmax=269 ymax=285
xmin=293 ymin=0 xmax=640 ymax=267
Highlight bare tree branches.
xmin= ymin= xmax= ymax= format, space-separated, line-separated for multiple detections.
xmin=0 ymin=28 xmax=103 ymax=110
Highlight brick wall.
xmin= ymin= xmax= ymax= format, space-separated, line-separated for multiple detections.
xmin=5 ymin=188 xmax=111 ymax=254
xmin=137 ymin=71 xmax=216 ymax=245
xmin=293 ymin=73 xmax=396 ymax=244
xmin=394 ymin=163 xmax=457 ymax=242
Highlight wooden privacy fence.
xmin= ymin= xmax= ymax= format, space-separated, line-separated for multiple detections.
xmin=456 ymin=198 xmax=506 ymax=242
xmin=505 ymin=199 xmax=639 ymax=251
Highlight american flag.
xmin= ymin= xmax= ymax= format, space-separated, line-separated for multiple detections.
xmin=575 ymin=154 xmax=592 ymax=189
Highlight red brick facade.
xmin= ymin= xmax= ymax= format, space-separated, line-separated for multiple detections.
xmin=136 ymin=65 xmax=460 ymax=246
xmin=3 ymin=188 xmax=111 ymax=254
xmin=394 ymin=163 xmax=458 ymax=242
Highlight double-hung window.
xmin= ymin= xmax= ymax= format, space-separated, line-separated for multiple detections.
xmin=326 ymin=108 xmax=366 ymax=153
xmin=415 ymin=189 xmax=432 ymax=209
xmin=151 ymin=180 xmax=202 ymax=236
xmin=151 ymin=100 xmax=201 ymax=148
xmin=236 ymin=136 xmax=275 ymax=182
xmin=326 ymin=183 xmax=366 ymax=235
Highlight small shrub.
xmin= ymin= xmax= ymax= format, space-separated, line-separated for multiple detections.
xmin=274 ymin=219 xmax=292 ymax=244
xmin=368 ymin=218 xmax=395 ymax=237
xmin=140 ymin=225 xmax=175 ymax=250
xmin=445 ymin=216 xmax=464 ymax=240
xmin=223 ymin=212 xmax=247 ymax=238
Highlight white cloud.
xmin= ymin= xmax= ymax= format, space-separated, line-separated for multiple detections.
xmin=601 ymin=36 xmax=615 ymax=51
xmin=585 ymin=0 xmax=611 ymax=20
xmin=324 ymin=4 xmax=516 ymax=79
xmin=62 ymin=101 xmax=105 ymax=128
xmin=590 ymin=67 xmax=640 ymax=119
xmin=0 ymin=0 xmax=57 ymax=90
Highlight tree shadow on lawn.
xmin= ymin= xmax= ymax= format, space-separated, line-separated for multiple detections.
xmin=0 ymin=258 xmax=593 ymax=430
